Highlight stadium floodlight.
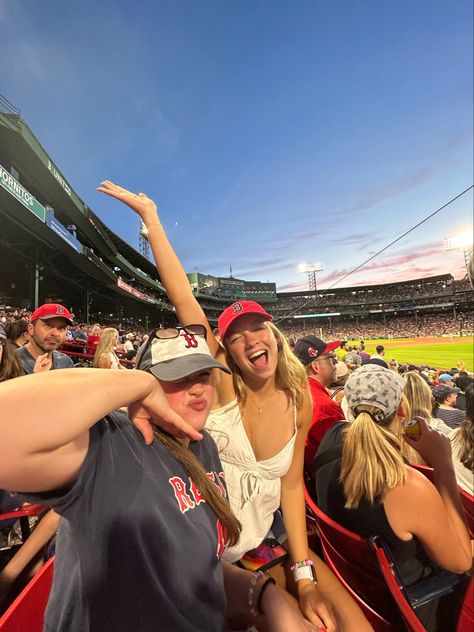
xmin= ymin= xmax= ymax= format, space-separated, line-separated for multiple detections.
xmin=298 ymin=262 xmax=324 ymax=292
xmin=139 ymin=220 xmax=150 ymax=259
xmin=444 ymin=228 xmax=474 ymax=288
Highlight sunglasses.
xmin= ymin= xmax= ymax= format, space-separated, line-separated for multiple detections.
xmin=136 ymin=324 xmax=207 ymax=366
xmin=314 ymin=353 xmax=337 ymax=364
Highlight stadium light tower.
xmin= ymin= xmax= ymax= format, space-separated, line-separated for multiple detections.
xmin=444 ymin=228 xmax=473 ymax=288
xmin=139 ymin=220 xmax=150 ymax=259
xmin=298 ymin=262 xmax=324 ymax=292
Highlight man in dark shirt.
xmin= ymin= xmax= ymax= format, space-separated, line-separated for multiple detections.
xmin=17 ymin=303 xmax=74 ymax=374
xmin=293 ymin=335 xmax=345 ymax=477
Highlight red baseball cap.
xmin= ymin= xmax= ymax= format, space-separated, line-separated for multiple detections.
xmin=31 ymin=303 xmax=73 ymax=325
xmin=218 ymin=301 xmax=273 ymax=340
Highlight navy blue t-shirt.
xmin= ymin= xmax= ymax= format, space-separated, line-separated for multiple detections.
xmin=21 ymin=411 xmax=228 ymax=632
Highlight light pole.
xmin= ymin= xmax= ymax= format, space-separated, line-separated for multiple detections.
xmin=298 ymin=262 xmax=324 ymax=292
xmin=139 ymin=221 xmax=150 ymax=259
xmin=444 ymin=229 xmax=473 ymax=289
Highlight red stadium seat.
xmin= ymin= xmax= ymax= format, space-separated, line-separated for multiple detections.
xmin=304 ymin=486 xmax=404 ymax=631
xmin=305 ymin=485 xmax=469 ymax=632
xmin=0 ymin=557 xmax=54 ymax=632
xmin=0 ymin=504 xmax=50 ymax=542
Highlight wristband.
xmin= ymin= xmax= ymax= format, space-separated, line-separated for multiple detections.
xmin=293 ymin=564 xmax=317 ymax=583
xmin=256 ymin=576 xmax=276 ymax=615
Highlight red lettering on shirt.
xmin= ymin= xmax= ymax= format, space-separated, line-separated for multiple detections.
xmin=169 ymin=476 xmax=195 ymax=513
xmin=216 ymin=519 xmax=227 ymax=559
xmin=189 ymin=478 xmax=205 ymax=505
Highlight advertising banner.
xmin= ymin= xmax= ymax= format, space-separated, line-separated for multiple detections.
xmin=0 ymin=164 xmax=46 ymax=222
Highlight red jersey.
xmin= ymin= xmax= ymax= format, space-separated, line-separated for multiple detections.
xmin=305 ymin=378 xmax=345 ymax=476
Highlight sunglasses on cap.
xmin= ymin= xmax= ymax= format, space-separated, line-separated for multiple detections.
xmin=137 ymin=324 xmax=207 ymax=363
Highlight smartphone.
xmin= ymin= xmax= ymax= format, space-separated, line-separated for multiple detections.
xmin=238 ymin=538 xmax=288 ymax=572
xmin=404 ymin=417 xmax=422 ymax=441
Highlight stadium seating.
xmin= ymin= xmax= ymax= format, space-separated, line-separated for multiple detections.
xmin=0 ymin=557 xmax=54 ymax=632
xmin=304 ymin=485 xmax=470 ymax=632
xmin=0 ymin=505 xmax=49 ymax=543
xmin=304 ymin=485 xmax=405 ymax=630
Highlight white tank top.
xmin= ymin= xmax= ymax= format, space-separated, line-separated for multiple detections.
xmin=206 ymin=399 xmax=298 ymax=562
xmin=108 ymin=352 xmax=122 ymax=369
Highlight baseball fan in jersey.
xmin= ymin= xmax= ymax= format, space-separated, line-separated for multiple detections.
xmin=0 ymin=323 xmax=315 ymax=632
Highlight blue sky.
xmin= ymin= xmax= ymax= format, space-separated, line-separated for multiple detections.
xmin=1 ymin=0 xmax=472 ymax=291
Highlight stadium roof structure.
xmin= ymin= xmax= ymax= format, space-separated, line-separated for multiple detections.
xmin=0 ymin=96 xmax=171 ymax=322
xmin=277 ymin=274 xmax=454 ymax=299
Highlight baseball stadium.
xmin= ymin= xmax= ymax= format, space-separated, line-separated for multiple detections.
xmin=1 ymin=92 xmax=473 ymax=632
xmin=1 ymin=95 xmax=472 ymax=369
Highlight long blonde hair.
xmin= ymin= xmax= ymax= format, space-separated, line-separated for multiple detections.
xmin=153 ymin=427 xmax=241 ymax=546
xmin=224 ymin=321 xmax=308 ymax=411
xmin=341 ymin=403 xmax=407 ymax=509
xmin=93 ymin=328 xmax=122 ymax=368
xmin=403 ymin=372 xmax=433 ymax=419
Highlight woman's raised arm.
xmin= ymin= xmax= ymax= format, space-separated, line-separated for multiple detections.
xmin=0 ymin=369 xmax=199 ymax=493
xmin=97 ymin=181 xmax=222 ymax=356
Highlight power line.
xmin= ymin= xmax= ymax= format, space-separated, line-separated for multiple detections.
xmin=276 ymin=184 xmax=473 ymax=323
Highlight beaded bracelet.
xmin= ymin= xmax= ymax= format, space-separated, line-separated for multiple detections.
xmin=289 ymin=559 xmax=314 ymax=572
xmin=247 ymin=571 xmax=264 ymax=617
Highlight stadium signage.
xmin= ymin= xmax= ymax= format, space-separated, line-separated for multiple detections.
xmin=46 ymin=211 xmax=82 ymax=253
xmin=47 ymin=160 xmax=72 ymax=197
xmin=117 ymin=278 xmax=155 ymax=303
xmin=0 ymin=164 xmax=46 ymax=222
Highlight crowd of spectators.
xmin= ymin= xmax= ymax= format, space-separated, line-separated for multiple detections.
xmin=279 ymin=311 xmax=474 ymax=344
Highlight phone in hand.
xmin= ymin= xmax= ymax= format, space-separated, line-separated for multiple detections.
xmin=238 ymin=538 xmax=288 ymax=572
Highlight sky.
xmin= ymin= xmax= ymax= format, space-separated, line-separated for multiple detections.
xmin=1 ymin=0 xmax=472 ymax=292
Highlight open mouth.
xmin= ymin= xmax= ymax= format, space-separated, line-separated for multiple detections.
xmin=248 ymin=349 xmax=268 ymax=369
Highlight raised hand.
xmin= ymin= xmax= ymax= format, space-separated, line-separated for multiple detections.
xmin=128 ymin=380 xmax=203 ymax=445
xmin=97 ymin=181 xmax=159 ymax=227
xmin=33 ymin=352 xmax=53 ymax=373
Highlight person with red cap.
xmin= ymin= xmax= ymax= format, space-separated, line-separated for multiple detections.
xmin=17 ymin=303 xmax=74 ymax=374
xmin=292 ymin=336 xmax=345 ymax=478
xmin=97 ymin=181 xmax=373 ymax=632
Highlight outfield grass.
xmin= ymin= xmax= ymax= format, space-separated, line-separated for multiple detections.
xmin=348 ymin=338 xmax=473 ymax=371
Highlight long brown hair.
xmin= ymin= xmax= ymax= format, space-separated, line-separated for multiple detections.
xmin=0 ymin=341 xmax=23 ymax=382
xmin=341 ymin=404 xmax=406 ymax=509
xmin=153 ymin=427 xmax=241 ymax=546
xmin=224 ymin=321 xmax=308 ymax=411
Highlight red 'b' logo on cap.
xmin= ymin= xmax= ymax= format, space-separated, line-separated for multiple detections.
xmin=232 ymin=303 xmax=243 ymax=313
xmin=308 ymin=347 xmax=318 ymax=357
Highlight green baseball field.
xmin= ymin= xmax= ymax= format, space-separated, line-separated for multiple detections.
xmin=350 ymin=337 xmax=473 ymax=371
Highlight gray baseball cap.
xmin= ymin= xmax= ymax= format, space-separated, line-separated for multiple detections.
xmin=345 ymin=364 xmax=405 ymax=420
xmin=136 ymin=331 xmax=230 ymax=381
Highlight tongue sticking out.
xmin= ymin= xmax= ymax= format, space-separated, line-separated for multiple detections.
xmin=251 ymin=351 xmax=268 ymax=369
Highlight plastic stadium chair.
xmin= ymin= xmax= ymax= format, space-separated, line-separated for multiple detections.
xmin=0 ymin=504 xmax=50 ymax=543
xmin=0 ymin=557 xmax=54 ymax=632
xmin=304 ymin=486 xmax=404 ymax=631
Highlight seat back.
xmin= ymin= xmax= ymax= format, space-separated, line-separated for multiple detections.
xmin=304 ymin=486 xmax=403 ymax=627
xmin=0 ymin=557 xmax=54 ymax=632
xmin=371 ymin=537 xmax=426 ymax=632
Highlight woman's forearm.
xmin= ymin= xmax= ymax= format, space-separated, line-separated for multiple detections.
xmin=433 ymin=463 xmax=472 ymax=563
xmin=0 ymin=369 xmax=155 ymax=461
xmin=146 ymin=222 xmax=207 ymax=325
